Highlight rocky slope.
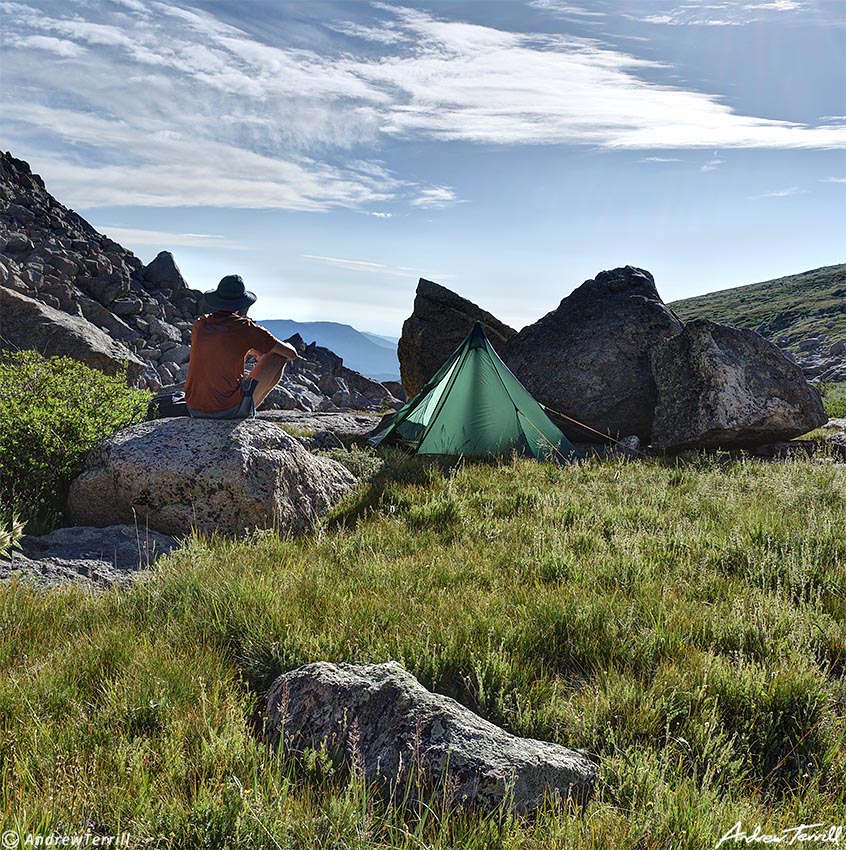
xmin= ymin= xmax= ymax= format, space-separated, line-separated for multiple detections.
xmin=671 ymin=264 xmax=846 ymax=382
xmin=0 ymin=151 xmax=399 ymax=412
xmin=0 ymin=151 xmax=202 ymax=390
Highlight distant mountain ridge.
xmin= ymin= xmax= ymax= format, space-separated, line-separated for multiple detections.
xmin=671 ymin=263 xmax=846 ymax=350
xmin=257 ymin=319 xmax=400 ymax=381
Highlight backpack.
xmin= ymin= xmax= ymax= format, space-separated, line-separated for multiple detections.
xmin=147 ymin=391 xmax=190 ymax=420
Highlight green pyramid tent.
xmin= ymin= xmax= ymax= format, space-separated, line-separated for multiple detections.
xmin=368 ymin=322 xmax=579 ymax=462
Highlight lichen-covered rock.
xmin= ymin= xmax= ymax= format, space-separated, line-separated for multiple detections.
xmin=67 ymin=418 xmax=357 ymax=536
xmin=651 ymin=319 xmax=827 ymax=450
xmin=265 ymin=661 xmax=597 ymax=814
xmin=0 ymin=285 xmax=146 ymax=382
xmin=502 ymin=266 xmax=683 ymax=441
xmin=399 ymin=279 xmax=516 ymax=397
xmin=2 ymin=524 xmax=178 ymax=589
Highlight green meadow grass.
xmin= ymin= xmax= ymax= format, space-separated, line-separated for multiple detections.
xmin=2 ymin=450 xmax=845 ymax=847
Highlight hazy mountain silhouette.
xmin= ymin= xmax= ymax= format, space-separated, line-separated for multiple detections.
xmin=257 ymin=319 xmax=400 ymax=380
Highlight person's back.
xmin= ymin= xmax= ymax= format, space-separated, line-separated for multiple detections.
xmin=184 ymin=275 xmax=297 ymax=419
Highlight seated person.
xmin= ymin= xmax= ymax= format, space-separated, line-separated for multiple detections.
xmin=184 ymin=275 xmax=298 ymax=419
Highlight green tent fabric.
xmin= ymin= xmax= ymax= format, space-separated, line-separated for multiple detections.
xmin=368 ymin=322 xmax=579 ymax=462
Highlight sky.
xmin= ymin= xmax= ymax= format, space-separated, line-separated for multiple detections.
xmin=1 ymin=0 xmax=845 ymax=336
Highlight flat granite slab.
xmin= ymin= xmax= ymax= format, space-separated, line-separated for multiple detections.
xmin=258 ymin=410 xmax=384 ymax=443
xmin=1 ymin=524 xmax=179 ymax=590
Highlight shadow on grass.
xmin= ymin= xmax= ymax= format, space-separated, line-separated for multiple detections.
xmin=324 ymin=447 xmax=467 ymax=530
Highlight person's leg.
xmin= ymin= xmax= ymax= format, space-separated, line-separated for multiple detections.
xmin=247 ymin=351 xmax=286 ymax=408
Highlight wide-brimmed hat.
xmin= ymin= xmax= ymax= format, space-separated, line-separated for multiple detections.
xmin=204 ymin=275 xmax=257 ymax=311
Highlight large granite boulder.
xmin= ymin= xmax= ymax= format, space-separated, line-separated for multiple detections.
xmin=0 ymin=285 xmax=146 ymax=383
xmin=502 ymin=266 xmax=683 ymax=441
xmin=67 ymin=418 xmax=357 ymax=536
xmin=399 ymin=279 xmax=516 ymax=397
xmin=651 ymin=319 xmax=827 ymax=450
xmin=2 ymin=524 xmax=178 ymax=589
xmin=265 ymin=661 xmax=597 ymax=814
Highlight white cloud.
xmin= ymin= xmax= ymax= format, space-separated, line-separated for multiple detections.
xmin=7 ymin=34 xmax=88 ymax=57
xmin=369 ymin=212 xmax=394 ymax=218
xmin=1 ymin=0 xmax=844 ymax=215
xmin=820 ymin=177 xmax=846 ymax=183
xmin=751 ymin=186 xmax=808 ymax=198
xmin=642 ymin=156 xmax=682 ymax=162
xmin=303 ymin=254 xmax=418 ymax=278
xmin=93 ymin=225 xmax=243 ymax=248
xmin=744 ymin=1 xmax=803 ymax=10
xmin=327 ymin=20 xmax=408 ymax=44
xmin=626 ymin=0 xmax=806 ymax=25
xmin=410 ymin=187 xmax=460 ymax=208
xmin=528 ymin=1 xmax=607 ymax=17
xmin=701 ymin=156 xmax=725 ymax=172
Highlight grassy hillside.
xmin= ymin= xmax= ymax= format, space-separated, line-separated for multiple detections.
xmin=671 ymin=264 xmax=846 ymax=350
xmin=2 ymin=450 xmax=845 ymax=848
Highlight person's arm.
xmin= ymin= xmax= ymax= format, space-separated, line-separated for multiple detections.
xmin=270 ymin=340 xmax=298 ymax=360
xmin=246 ymin=341 xmax=298 ymax=360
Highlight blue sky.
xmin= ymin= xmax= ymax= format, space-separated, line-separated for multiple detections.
xmin=2 ymin=0 xmax=844 ymax=335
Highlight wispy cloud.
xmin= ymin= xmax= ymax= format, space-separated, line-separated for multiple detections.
xmin=642 ymin=156 xmax=682 ymax=162
xmin=6 ymin=34 xmax=88 ymax=57
xmin=625 ymin=0 xmax=807 ymax=26
xmin=1 ymin=0 xmax=844 ymax=216
xmin=701 ymin=156 xmax=725 ymax=172
xmin=93 ymin=226 xmax=243 ymax=248
xmin=410 ymin=187 xmax=461 ymax=208
xmin=327 ymin=20 xmax=409 ymax=44
xmin=369 ymin=212 xmax=394 ymax=218
xmin=751 ymin=186 xmax=809 ymax=198
xmin=820 ymin=177 xmax=846 ymax=183
xmin=303 ymin=254 xmax=418 ymax=278
xmin=528 ymin=1 xmax=608 ymax=17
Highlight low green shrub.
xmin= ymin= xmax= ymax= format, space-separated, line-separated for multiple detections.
xmin=0 ymin=350 xmax=150 ymax=533
xmin=817 ymin=381 xmax=846 ymax=419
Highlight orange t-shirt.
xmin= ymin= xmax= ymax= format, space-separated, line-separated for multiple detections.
xmin=184 ymin=312 xmax=278 ymax=413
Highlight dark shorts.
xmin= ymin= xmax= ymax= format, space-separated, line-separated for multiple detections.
xmin=188 ymin=383 xmax=256 ymax=420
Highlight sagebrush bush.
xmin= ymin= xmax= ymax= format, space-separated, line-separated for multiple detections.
xmin=0 ymin=350 xmax=150 ymax=533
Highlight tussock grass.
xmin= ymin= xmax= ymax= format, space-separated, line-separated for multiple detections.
xmin=2 ymin=453 xmax=845 ymax=847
